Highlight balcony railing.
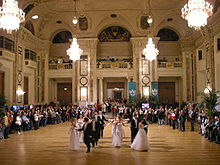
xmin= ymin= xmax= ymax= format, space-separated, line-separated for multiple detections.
xmin=97 ymin=57 xmax=133 ymax=69
xmin=97 ymin=61 xmax=133 ymax=69
xmin=158 ymin=62 xmax=182 ymax=68
xmin=49 ymin=63 xmax=72 ymax=70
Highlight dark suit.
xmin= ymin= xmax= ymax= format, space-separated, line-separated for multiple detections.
xmin=142 ymin=118 xmax=149 ymax=134
xmin=79 ymin=122 xmax=93 ymax=152
xmin=91 ymin=120 xmax=99 ymax=146
xmin=130 ymin=119 xmax=139 ymax=143
xmin=97 ymin=115 xmax=107 ymax=138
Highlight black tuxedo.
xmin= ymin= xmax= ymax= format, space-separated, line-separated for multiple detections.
xmin=142 ymin=118 xmax=149 ymax=134
xmin=97 ymin=115 xmax=108 ymax=138
xmin=79 ymin=122 xmax=93 ymax=152
xmin=130 ymin=118 xmax=139 ymax=143
xmin=91 ymin=120 xmax=99 ymax=146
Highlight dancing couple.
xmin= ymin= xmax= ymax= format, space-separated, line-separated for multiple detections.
xmin=69 ymin=112 xmax=107 ymax=153
xmin=111 ymin=114 xmax=149 ymax=151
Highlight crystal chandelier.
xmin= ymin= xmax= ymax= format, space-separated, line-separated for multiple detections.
xmin=66 ymin=38 xmax=83 ymax=61
xmin=181 ymin=0 xmax=213 ymax=30
xmin=0 ymin=0 xmax=25 ymax=34
xmin=143 ymin=38 xmax=159 ymax=61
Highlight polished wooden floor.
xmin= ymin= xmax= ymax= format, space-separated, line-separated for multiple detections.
xmin=0 ymin=122 xmax=220 ymax=165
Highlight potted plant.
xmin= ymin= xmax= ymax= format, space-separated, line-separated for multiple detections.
xmin=199 ymin=90 xmax=220 ymax=117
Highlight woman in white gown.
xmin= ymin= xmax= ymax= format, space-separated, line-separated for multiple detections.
xmin=69 ymin=119 xmax=80 ymax=150
xmin=131 ymin=120 xmax=149 ymax=151
xmin=112 ymin=116 xmax=125 ymax=148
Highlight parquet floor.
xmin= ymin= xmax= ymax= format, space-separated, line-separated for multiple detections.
xmin=0 ymin=122 xmax=220 ymax=165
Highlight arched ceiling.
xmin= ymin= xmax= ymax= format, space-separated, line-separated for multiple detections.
xmin=15 ymin=0 xmax=220 ymax=41
xmin=20 ymin=0 xmax=219 ymax=12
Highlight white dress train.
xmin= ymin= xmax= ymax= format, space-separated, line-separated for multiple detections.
xmin=131 ymin=123 xmax=149 ymax=151
xmin=69 ymin=127 xmax=80 ymax=150
xmin=77 ymin=120 xmax=84 ymax=143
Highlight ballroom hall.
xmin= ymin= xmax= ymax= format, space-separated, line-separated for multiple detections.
xmin=0 ymin=0 xmax=220 ymax=165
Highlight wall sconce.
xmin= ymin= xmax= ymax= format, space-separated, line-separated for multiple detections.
xmin=143 ymin=86 xmax=150 ymax=97
xmin=204 ymin=68 xmax=212 ymax=94
xmin=204 ymin=83 xmax=212 ymax=94
xmin=16 ymin=84 xmax=25 ymax=96
xmin=63 ymin=87 xmax=68 ymax=91
xmin=80 ymin=86 xmax=88 ymax=101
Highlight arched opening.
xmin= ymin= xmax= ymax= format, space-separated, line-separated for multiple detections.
xmin=23 ymin=4 xmax=35 ymax=16
xmin=50 ymin=31 xmax=73 ymax=66
xmin=24 ymin=20 xmax=35 ymax=35
xmin=98 ymin=26 xmax=131 ymax=42
xmin=157 ymin=28 xmax=181 ymax=105
xmin=97 ymin=26 xmax=132 ymax=101
xmin=157 ymin=28 xmax=179 ymax=41
xmin=52 ymin=31 xmax=72 ymax=44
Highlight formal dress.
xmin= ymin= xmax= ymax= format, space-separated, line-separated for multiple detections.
xmin=69 ymin=126 xmax=80 ymax=150
xmin=112 ymin=122 xmax=125 ymax=147
xmin=77 ymin=119 xmax=84 ymax=142
xmin=131 ymin=123 xmax=149 ymax=151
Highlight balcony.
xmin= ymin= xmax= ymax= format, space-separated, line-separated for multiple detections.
xmin=157 ymin=61 xmax=183 ymax=77
xmin=0 ymin=49 xmax=15 ymax=61
xmin=48 ymin=59 xmax=73 ymax=78
xmin=49 ymin=63 xmax=73 ymax=70
xmin=97 ymin=58 xmax=133 ymax=69
xmin=48 ymin=57 xmax=73 ymax=70
xmin=158 ymin=61 xmax=182 ymax=68
xmin=0 ymin=36 xmax=15 ymax=61
xmin=24 ymin=49 xmax=37 ymax=69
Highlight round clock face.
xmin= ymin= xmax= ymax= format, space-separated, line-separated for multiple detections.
xmin=80 ymin=77 xmax=88 ymax=86
xmin=142 ymin=76 xmax=150 ymax=85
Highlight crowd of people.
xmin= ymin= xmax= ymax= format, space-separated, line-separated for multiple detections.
xmin=0 ymin=101 xmax=219 ymax=153
xmin=0 ymin=104 xmax=84 ymax=140
xmin=106 ymin=102 xmax=220 ymax=145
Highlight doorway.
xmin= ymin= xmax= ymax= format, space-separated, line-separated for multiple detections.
xmin=113 ymin=90 xmax=123 ymax=100
xmin=158 ymin=82 xmax=175 ymax=105
xmin=57 ymin=83 xmax=72 ymax=105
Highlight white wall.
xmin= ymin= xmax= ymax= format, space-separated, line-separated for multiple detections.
xmin=23 ymin=67 xmax=35 ymax=104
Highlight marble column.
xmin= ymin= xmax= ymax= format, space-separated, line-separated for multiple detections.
xmin=98 ymin=77 xmax=103 ymax=103
xmin=72 ymin=61 xmax=77 ymax=104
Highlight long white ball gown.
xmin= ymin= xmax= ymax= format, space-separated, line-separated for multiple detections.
xmin=77 ymin=119 xmax=84 ymax=143
xmin=131 ymin=123 xmax=149 ymax=151
xmin=112 ymin=122 xmax=125 ymax=147
xmin=69 ymin=126 xmax=80 ymax=150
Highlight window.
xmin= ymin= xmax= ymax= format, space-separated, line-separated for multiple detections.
xmin=98 ymin=26 xmax=131 ymax=42
xmin=25 ymin=49 xmax=37 ymax=62
xmin=23 ymin=4 xmax=34 ymax=16
xmin=198 ymin=50 xmax=203 ymax=60
xmin=52 ymin=31 xmax=72 ymax=44
xmin=217 ymin=38 xmax=220 ymax=51
xmin=157 ymin=28 xmax=179 ymax=41
xmin=0 ymin=36 xmax=14 ymax=52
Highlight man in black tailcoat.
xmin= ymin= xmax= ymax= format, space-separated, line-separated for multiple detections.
xmin=91 ymin=116 xmax=99 ymax=147
xmin=78 ymin=117 xmax=93 ymax=153
xmin=97 ymin=111 xmax=108 ymax=138
xmin=130 ymin=114 xmax=139 ymax=143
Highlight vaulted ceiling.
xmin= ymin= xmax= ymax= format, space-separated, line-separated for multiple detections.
xmin=14 ymin=0 xmax=220 ymax=41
